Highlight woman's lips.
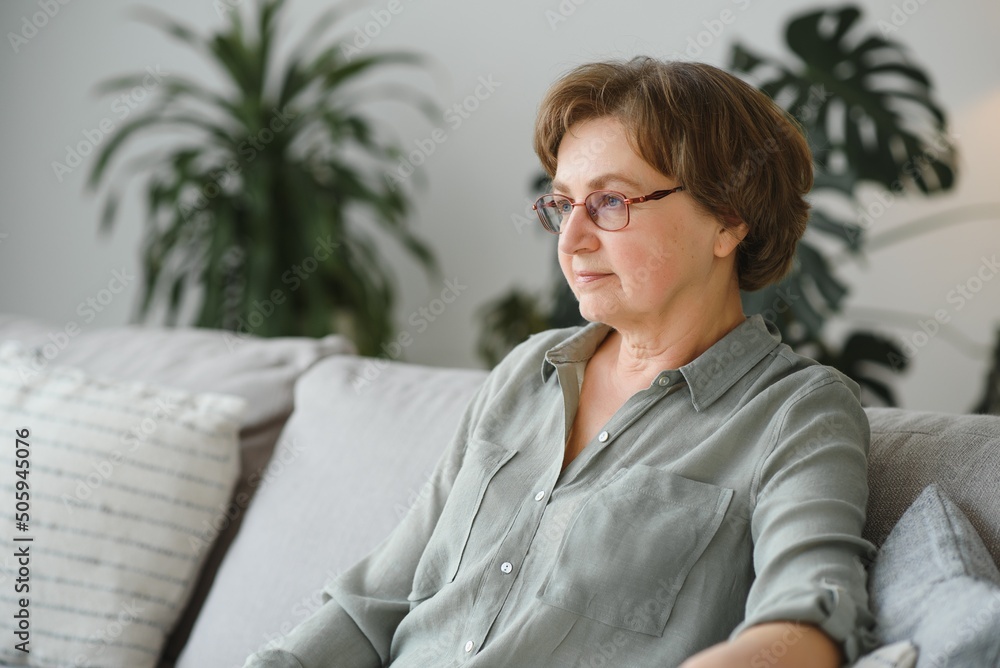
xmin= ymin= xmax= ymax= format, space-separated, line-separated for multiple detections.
xmin=575 ymin=271 xmax=612 ymax=284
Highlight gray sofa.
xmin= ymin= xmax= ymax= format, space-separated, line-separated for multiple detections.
xmin=1 ymin=315 xmax=998 ymax=667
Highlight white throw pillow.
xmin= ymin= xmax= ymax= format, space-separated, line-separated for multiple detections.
xmin=0 ymin=342 xmax=245 ymax=667
xmin=0 ymin=312 xmax=356 ymax=664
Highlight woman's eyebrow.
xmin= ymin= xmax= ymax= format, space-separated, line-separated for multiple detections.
xmin=550 ymin=173 xmax=643 ymax=195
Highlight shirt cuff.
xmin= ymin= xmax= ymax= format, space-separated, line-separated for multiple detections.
xmin=731 ymin=581 xmax=878 ymax=664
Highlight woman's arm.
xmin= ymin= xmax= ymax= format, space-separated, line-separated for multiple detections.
xmin=727 ymin=372 xmax=877 ymax=663
xmin=680 ymin=622 xmax=841 ymax=668
xmin=679 ymin=372 xmax=876 ymax=668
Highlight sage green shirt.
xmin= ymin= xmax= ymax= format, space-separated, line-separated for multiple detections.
xmin=245 ymin=315 xmax=877 ymax=668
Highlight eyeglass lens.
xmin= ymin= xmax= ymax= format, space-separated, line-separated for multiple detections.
xmin=535 ymin=191 xmax=629 ymax=233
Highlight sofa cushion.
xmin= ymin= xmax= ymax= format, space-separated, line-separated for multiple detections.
xmin=176 ymin=355 xmax=488 ymax=667
xmin=864 ymin=408 xmax=1000 ymax=566
xmin=0 ymin=343 xmax=245 ymax=667
xmin=868 ymin=484 xmax=1000 ymax=667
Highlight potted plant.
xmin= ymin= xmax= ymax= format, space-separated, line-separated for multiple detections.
xmin=88 ymin=0 xmax=438 ymax=356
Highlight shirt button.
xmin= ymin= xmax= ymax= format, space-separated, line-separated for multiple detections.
xmin=464 ymin=640 xmax=475 ymax=652
xmin=500 ymin=561 xmax=513 ymax=574
xmin=534 ymin=490 xmax=545 ymax=501
xmin=658 ymin=376 xmax=670 ymax=387
xmin=598 ymin=431 xmax=609 ymax=442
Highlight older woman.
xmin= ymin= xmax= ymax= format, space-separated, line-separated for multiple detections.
xmin=245 ymin=58 xmax=875 ymax=668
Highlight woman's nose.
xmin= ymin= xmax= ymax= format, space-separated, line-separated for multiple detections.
xmin=557 ymin=203 xmax=598 ymax=254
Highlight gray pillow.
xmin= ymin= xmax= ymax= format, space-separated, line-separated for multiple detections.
xmin=869 ymin=483 xmax=1000 ymax=667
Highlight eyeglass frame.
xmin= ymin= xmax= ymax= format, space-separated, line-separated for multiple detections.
xmin=532 ymin=185 xmax=685 ymax=234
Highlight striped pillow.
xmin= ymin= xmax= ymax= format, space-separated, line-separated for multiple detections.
xmin=0 ymin=342 xmax=245 ymax=667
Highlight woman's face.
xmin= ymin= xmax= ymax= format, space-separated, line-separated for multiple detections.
xmin=552 ymin=116 xmax=739 ymax=329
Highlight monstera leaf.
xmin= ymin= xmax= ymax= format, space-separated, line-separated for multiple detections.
xmin=732 ymin=5 xmax=957 ymax=195
xmin=732 ymin=4 xmax=958 ymax=372
xmin=818 ymin=331 xmax=908 ymax=406
xmin=741 ymin=242 xmax=849 ymax=344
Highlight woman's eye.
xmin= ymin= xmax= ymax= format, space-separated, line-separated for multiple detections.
xmin=558 ymin=201 xmax=573 ymax=215
xmin=603 ymin=195 xmax=624 ymax=208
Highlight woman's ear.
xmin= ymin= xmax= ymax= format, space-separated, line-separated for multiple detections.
xmin=715 ymin=214 xmax=748 ymax=259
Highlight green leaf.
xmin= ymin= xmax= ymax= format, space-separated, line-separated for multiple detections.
xmin=86 ymin=112 xmax=234 ymax=190
xmin=128 ymin=6 xmax=204 ymax=52
xmin=822 ymin=331 xmax=906 ymax=406
xmin=320 ymin=52 xmax=423 ymax=94
xmin=209 ymin=31 xmax=259 ymax=105
xmin=798 ymin=243 xmax=849 ymax=310
xmin=98 ymin=190 xmax=121 ymax=236
xmin=864 ymin=61 xmax=931 ymax=87
xmin=733 ymin=5 xmax=958 ymax=197
xmin=808 ymin=208 xmax=863 ymax=251
xmin=166 ymin=274 xmax=186 ymax=327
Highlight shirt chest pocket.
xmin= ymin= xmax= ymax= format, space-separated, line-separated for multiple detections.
xmin=537 ymin=466 xmax=734 ymax=637
xmin=408 ymin=438 xmax=516 ymax=604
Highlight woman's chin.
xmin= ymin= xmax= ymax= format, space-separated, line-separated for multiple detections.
xmin=576 ymin=300 xmax=617 ymax=325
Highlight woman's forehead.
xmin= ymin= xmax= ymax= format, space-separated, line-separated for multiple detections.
xmin=553 ymin=122 xmax=664 ymax=192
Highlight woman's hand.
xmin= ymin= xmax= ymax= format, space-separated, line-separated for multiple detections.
xmin=679 ymin=622 xmax=842 ymax=668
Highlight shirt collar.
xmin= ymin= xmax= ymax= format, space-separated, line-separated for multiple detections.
xmin=541 ymin=321 xmax=613 ymax=382
xmin=541 ymin=315 xmax=781 ymax=411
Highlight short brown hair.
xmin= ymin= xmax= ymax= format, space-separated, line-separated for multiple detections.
xmin=533 ymin=57 xmax=813 ymax=292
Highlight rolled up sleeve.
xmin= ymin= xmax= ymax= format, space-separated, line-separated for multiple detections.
xmin=244 ymin=603 xmax=377 ymax=668
xmin=730 ymin=372 xmax=878 ymax=663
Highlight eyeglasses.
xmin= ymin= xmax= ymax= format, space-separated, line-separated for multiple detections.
xmin=532 ymin=186 xmax=685 ymax=234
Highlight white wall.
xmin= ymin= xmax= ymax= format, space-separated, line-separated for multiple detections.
xmin=1 ymin=0 xmax=998 ymax=412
